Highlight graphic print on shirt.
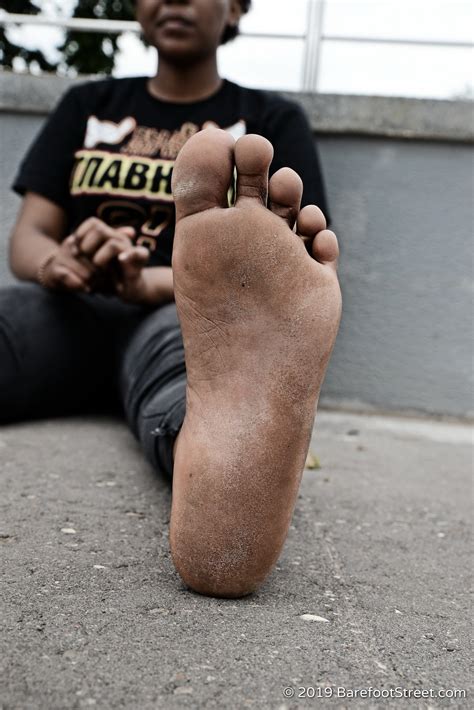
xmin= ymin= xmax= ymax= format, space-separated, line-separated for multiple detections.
xmin=84 ymin=116 xmax=136 ymax=149
xmin=96 ymin=200 xmax=173 ymax=251
xmin=70 ymin=117 xmax=246 ymax=253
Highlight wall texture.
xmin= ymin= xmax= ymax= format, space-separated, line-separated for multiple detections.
xmin=1 ymin=74 xmax=472 ymax=417
xmin=319 ymin=136 xmax=473 ymax=417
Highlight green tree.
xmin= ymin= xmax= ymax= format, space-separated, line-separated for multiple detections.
xmin=0 ymin=0 xmax=135 ymax=75
xmin=0 ymin=0 xmax=56 ymax=72
xmin=59 ymin=0 xmax=134 ymax=75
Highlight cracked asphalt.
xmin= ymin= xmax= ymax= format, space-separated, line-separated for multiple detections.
xmin=0 ymin=411 xmax=471 ymax=709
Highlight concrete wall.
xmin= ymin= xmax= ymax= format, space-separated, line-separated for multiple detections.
xmin=1 ymin=73 xmax=473 ymax=418
xmin=320 ymin=136 xmax=473 ymax=417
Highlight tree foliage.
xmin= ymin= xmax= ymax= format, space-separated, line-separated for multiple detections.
xmin=0 ymin=0 xmax=136 ymax=75
xmin=0 ymin=0 xmax=56 ymax=72
xmin=60 ymin=0 xmax=135 ymax=75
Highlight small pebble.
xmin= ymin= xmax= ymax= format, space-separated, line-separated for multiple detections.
xmin=300 ymin=614 xmax=330 ymax=623
xmin=305 ymin=450 xmax=321 ymax=470
xmin=60 ymin=528 xmax=76 ymax=534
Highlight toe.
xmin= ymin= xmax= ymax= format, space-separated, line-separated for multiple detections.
xmin=296 ymin=204 xmax=327 ymax=237
xmin=234 ymin=134 xmax=274 ymax=207
xmin=172 ymin=127 xmax=235 ymax=221
xmin=296 ymin=205 xmax=338 ymax=268
xmin=312 ymin=229 xmax=339 ymax=269
xmin=268 ymin=168 xmax=303 ymax=228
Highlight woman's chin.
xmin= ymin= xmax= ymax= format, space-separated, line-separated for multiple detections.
xmin=156 ymin=44 xmax=208 ymax=67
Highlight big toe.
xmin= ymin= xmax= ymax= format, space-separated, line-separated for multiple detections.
xmin=172 ymin=127 xmax=235 ymax=221
xmin=234 ymin=134 xmax=274 ymax=207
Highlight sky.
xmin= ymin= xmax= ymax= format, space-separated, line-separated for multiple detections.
xmin=3 ymin=0 xmax=474 ymax=99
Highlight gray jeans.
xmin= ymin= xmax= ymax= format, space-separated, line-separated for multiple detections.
xmin=0 ymin=284 xmax=186 ymax=479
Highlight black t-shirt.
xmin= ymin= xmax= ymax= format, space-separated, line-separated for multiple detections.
xmin=13 ymin=76 xmax=329 ymax=267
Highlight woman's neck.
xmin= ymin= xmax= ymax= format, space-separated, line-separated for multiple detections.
xmin=148 ymin=55 xmax=222 ymax=103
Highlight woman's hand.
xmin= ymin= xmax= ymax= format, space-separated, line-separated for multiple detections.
xmin=40 ymin=235 xmax=97 ymax=292
xmin=71 ymin=217 xmax=153 ymax=303
xmin=71 ymin=217 xmax=136 ymax=265
xmin=9 ymin=192 xmax=100 ymax=292
xmin=10 ymin=195 xmax=173 ymax=305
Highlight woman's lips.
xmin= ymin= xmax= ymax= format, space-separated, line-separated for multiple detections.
xmin=157 ymin=17 xmax=194 ymax=32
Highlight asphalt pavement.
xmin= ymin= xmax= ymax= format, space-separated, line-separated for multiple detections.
xmin=1 ymin=411 xmax=472 ymax=709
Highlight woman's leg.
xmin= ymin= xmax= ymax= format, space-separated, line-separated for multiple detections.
xmin=119 ymin=302 xmax=186 ymax=481
xmin=0 ymin=284 xmax=121 ymax=422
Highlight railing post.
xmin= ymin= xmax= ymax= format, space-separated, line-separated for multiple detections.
xmin=301 ymin=0 xmax=325 ymax=93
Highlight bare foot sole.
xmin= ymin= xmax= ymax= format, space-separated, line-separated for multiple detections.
xmin=170 ymin=128 xmax=341 ymax=598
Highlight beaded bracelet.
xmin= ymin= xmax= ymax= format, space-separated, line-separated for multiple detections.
xmin=37 ymin=250 xmax=58 ymax=289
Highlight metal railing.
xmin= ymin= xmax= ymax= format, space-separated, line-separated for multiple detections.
xmin=1 ymin=2 xmax=473 ymax=92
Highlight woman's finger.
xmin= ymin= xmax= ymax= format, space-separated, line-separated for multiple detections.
xmin=79 ymin=226 xmax=131 ymax=258
xmin=117 ymin=226 xmax=136 ymax=239
xmin=74 ymin=216 xmax=106 ymax=239
xmin=56 ymin=252 xmax=95 ymax=281
xmin=117 ymin=248 xmax=148 ymax=283
xmin=53 ymin=265 xmax=89 ymax=292
xmin=77 ymin=227 xmax=104 ymax=256
xmin=60 ymin=234 xmax=81 ymax=258
xmin=78 ymin=227 xmax=110 ymax=256
xmin=118 ymin=246 xmax=149 ymax=265
xmin=92 ymin=239 xmax=124 ymax=268
xmin=118 ymin=246 xmax=149 ymax=279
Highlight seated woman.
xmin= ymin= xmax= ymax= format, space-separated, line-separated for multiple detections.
xmin=2 ymin=0 xmax=341 ymax=597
